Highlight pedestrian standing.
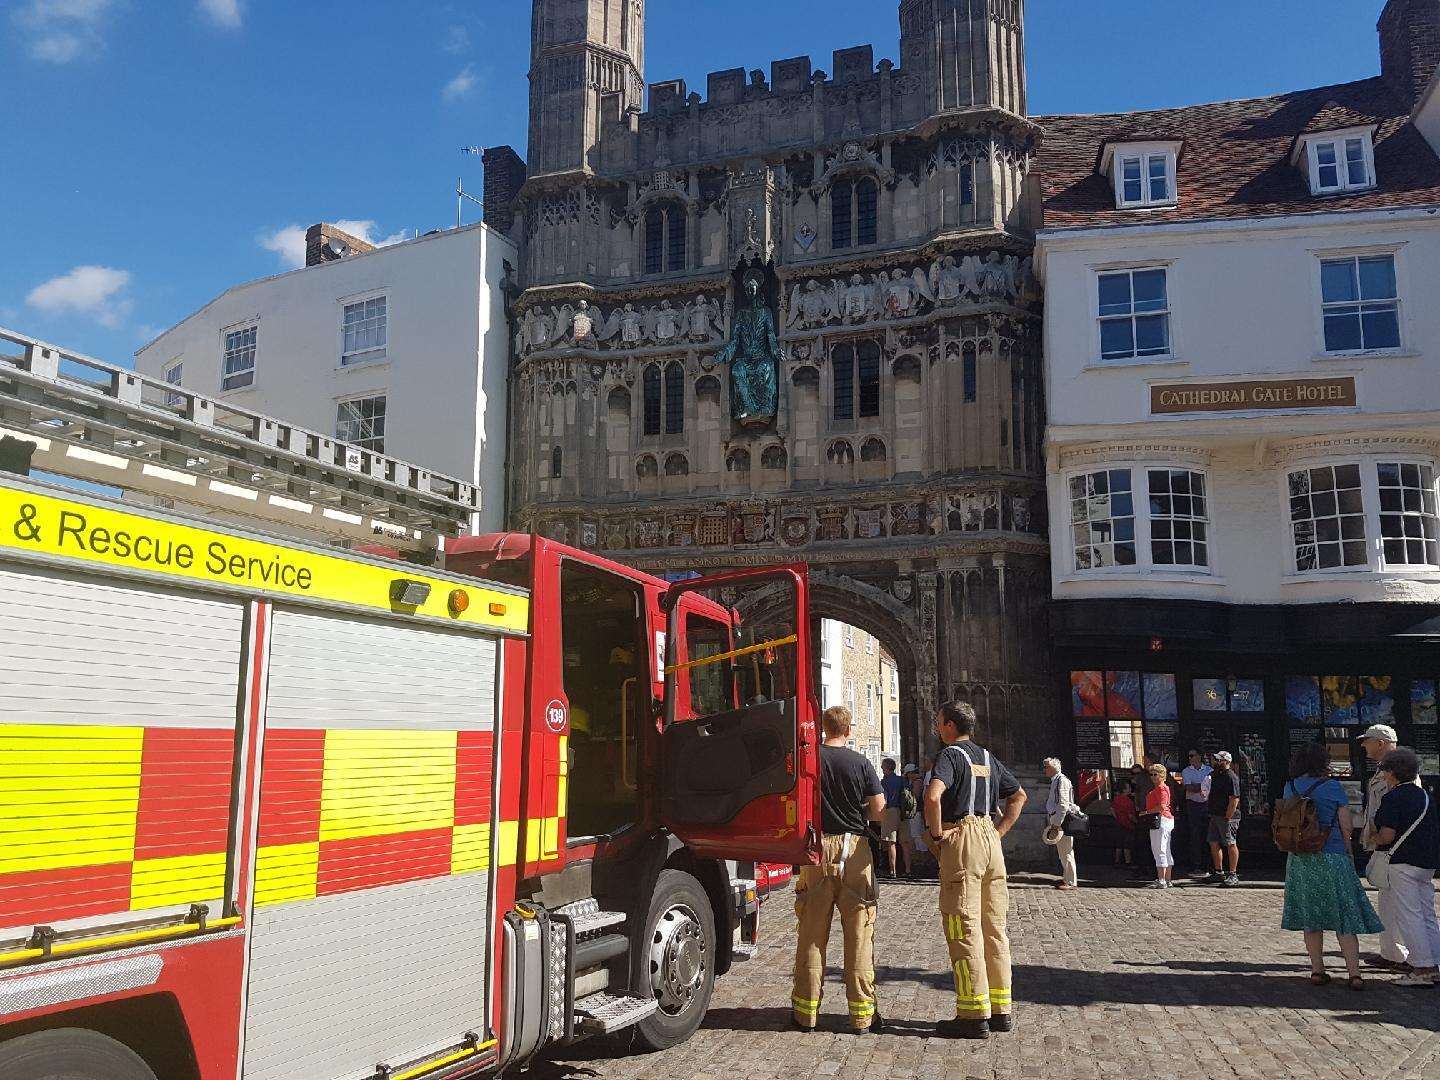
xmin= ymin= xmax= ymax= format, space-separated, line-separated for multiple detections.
xmin=878 ymin=759 xmax=907 ymax=879
xmin=1280 ymin=742 xmax=1380 ymax=990
xmin=791 ymin=706 xmax=885 ymax=1034
xmin=1371 ymin=748 xmax=1440 ymax=988
xmin=1205 ymin=751 xmax=1242 ymax=887
xmin=1042 ymin=758 xmax=1080 ymax=890
xmin=1130 ymin=763 xmax=1156 ymax=878
xmin=1359 ymin=723 xmax=1419 ymax=973
xmin=923 ymin=701 xmax=1028 ymax=1040
xmin=902 ymin=765 xmax=926 ymax=878
xmin=1144 ymin=763 xmax=1175 ymax=889
xmin=1179 ymin=749 xmax=1213 ymax=874
xmin=1111 ymin=782 xmax=1137 ymax=866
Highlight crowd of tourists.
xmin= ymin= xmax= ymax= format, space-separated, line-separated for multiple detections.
xmin=1038 ymin=723 xmax=1440 ymax=991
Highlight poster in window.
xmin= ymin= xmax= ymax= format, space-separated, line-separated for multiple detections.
xmin=1230 ymin=679 xmax=1265 ymax=713
xmin=1413 ymin=726 xmax=1440 ymax=776
xmin=1193 ymin=678 xmax=1227 ymax=713
xmin=1142 ymin=673 xmax=1178 ymax=720
xmin=1105 ymin=670 xmax=1142 ymax=719
xmin=1358 ymin=676 xmax=1395 ymax=725
xmin=1071 ymin=671 xmax=1105 ymax=718
xmin=1286 ymin=676 xmax=1322 ymax=724
xmin=1077 ymin=768 xmax=1109 ymax=808
xmin=1324 ymin=727 xmax=1357 ymax=778
xmin=1108 ymin=719 xmax=1145 ymax=770
xmin=1413 ymin=680 xmax=1439 ymax=727
xmin=1237 ymin=730 xmax=1270 ymax=816
xmin=1075 ymin=719 xmax=1109 ymax=769
xmin=1322 ymin=676 xmax=1361 ymax=726
xmin=1289 ymin=726 xmax=1323 ymax=759
xmin=1144 ymin=720 xmax=1181 ymax=770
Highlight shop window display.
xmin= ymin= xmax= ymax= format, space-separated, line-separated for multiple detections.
xmin=1070 ymin=670 xmax=1179 ymax=808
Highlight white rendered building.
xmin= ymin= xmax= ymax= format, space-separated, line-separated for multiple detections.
xmin=1034 ymin=0 xmax=1440 ymax=809
xmin=136 ymin=222 xmax=516 ymax=532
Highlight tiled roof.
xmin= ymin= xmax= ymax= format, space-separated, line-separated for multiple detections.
xmin=1036 ymin=76 xmax=1440 ymax=230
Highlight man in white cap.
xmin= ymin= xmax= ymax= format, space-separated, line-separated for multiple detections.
xmin=1204 ymin=751 xmax=1242 ymax=887
xmin=1360 ymin=723 xmax=1418 ymax=972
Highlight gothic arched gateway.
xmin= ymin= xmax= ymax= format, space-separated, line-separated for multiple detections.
xmin=499 ymin=0 xmax=1052 ymax=770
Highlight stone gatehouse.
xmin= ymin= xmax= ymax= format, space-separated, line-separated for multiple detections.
xmin=489 ymin=0 xmax=1051 ymax=767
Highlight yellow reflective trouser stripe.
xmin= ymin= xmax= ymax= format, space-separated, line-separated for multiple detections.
xmin=848 ymin=1001 xmax=875 ymax=1016
xmin=989 ymin=989 xmax=1012 ymax=1005
xmin=954 ymin=958 xmax=974 ymax=998
xmin=944 ymin=913 xmax=966 ymax=943
xmin=791 ymin=995 xmax=820 ymax=1015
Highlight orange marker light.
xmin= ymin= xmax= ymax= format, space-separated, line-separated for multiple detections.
xmin=488 ymin=601 xmax=507 ymax=617
xmin=448 ymin=589 xmax=471 ymax=615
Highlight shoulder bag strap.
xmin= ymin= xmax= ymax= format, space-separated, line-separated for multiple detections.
xmin=1391 ymin=790 xmax=1431 ymax=854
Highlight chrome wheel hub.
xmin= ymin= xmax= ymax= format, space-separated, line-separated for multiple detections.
xmin=648 ymin=903 xmax=707 ymax=1016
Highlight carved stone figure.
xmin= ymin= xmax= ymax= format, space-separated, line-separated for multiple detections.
xmin=686 ymin=294 xmax=721 ymax=341
xmin=570 ymin=299 xmax=595 ymax=343
xmin=787 ymin=278 xmax=833 ymax=330
xmin=931 ymin=256 xmax=967 ymax=305
xmin=524 ymin=308 xmax=554 ymax=352
xmin=715 ymin=273 xmax=780 ymax=427
xmin=653 ymin=299 xmax=681 ymax=342
xmin=884 ymin=268 xmax=934 ymax=318
xmin=842 ymin=274 xmax=876 ymax=323
xmin=976 ymin=251 xmax=1010 ymax=299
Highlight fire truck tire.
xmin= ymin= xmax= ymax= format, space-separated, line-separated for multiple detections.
xmin=0 ymin=1029 xmax=157 ymax=1080
xmin=633 ymin=869 xmax=716 ymax=1052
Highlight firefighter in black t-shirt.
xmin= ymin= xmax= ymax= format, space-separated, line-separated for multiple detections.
xmin=923 ymin=701 xmax=1028 ymax=1040
xmin=790 ymin=705 xmax=886 ymax=1034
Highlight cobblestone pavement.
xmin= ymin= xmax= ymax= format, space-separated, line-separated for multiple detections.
xmin=526 ymin=871 xmax=1440 ymax=1080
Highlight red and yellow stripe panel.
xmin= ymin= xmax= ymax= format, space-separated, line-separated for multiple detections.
xmin=252 ymin=728 xmax=506 ymax=908
xmin=0 ymin=724 xmax=234 ymax=932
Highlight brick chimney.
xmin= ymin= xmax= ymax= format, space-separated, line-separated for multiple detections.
xmin=304 ymin=223 xmax=375 ymax=268
xmin=481 ymin=146 xmax=527 ymax=235
xmin=1380 ymin=0 xmax=1440 ymax=106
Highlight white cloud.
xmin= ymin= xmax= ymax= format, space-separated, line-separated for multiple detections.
xmin=259 ymin=224 xmax=307 ymax=269
xmin=14 ymin=0 xmax=115 ymax=64
xmin=197 ymin=0 xmax=242 ymax=29
xmin=442 ymin=65 xmax=477 ymax=102
xmin=259 ymin=221 xmax=407 ymax=270
xmin=442 ymin=25 xmax=470 ymax=54
xmin=26 ymin=265 xmax=133 ymax=327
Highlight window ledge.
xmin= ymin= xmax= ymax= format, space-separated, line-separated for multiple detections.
xmin=336 ymin=356 xmax=392 ymax=373
xmin=1059 ymin=570 xmax=1225 ymax=586
xmin=1312 ymin=349 xmax=1417 ymax=363
xmin=1115 ymin=201 xmax=1179 ymax=212
xmin=1085 ymin=356 xmax=1186 ymax=372
xmin=1281 ymin=568 xmax=1440 ymax=585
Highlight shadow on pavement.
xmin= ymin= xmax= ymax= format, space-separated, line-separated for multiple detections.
xmin=702 ymin=1007 xmax=942 ymax=1038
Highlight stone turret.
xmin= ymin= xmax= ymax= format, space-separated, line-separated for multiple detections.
xmin=899 ymin=0 xmax=1027 ymax=116
xmin=528 ymin=0 xmax=645 ymax=177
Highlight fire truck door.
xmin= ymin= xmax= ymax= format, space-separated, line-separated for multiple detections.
xmin=658 ymin=567 xmax=820 ymax=865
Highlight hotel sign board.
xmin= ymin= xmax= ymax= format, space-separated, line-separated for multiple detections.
xmin=1151 ymin=376 xmax=1356 ymax=415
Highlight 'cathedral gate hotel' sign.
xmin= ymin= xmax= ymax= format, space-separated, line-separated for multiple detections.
xmin=1150 ymin=376 xmax=1357 ymax=415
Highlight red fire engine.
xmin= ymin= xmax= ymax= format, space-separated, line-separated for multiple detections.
xmin=0 ymin=328 xmax=819 ymax=1080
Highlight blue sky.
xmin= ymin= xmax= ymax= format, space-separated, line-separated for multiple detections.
xmin=0 ymin=1 xmax=1392 ymax=368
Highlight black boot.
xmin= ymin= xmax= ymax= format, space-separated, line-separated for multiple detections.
xmin=987 ymin=1013 xmax=1015 ymax=1033
xmin=936 ymin=1017 xmax=990 ymax=1040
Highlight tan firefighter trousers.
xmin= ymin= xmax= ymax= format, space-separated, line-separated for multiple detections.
xmin=791 ymin=832 xmax=877 ymax=1031
xmin=936 ymin=816 xmax=1013 ymax=1020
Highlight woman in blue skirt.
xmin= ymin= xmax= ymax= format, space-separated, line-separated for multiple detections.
xmin=1281 ymin=741 xmax=1382 ymax=990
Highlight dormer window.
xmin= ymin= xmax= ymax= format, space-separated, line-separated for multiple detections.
xmin=1296 ymin=128 xmax=1376 ymax=196
xmin=1100 ymin=140 xmax=1181 ymax=210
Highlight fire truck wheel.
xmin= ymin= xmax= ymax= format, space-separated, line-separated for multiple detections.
xmin=633 ymin=869 xmax=716 ymax=1051
xmin=0 ymin=1029 xmax=157 ymax=1080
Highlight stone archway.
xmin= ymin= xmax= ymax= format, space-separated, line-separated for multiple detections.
xmin=734 ymin=570 xmax=938 ymax=770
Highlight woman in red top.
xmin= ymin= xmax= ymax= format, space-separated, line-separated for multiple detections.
xmin=1145 ymin=763 xmax=1176 ymax=889
xmin=1111 ymin=782 xmax=1137 ymax=866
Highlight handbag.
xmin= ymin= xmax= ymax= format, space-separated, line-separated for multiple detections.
xmin=1367 ymin=790 xmax=1430 ymax=890
xmin=1137 ymin=811 xmax=1161 ymax=831
xmin=1060 ymin=810 xmax=1090 ymax=837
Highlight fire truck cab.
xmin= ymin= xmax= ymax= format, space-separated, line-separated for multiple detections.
xmin=0 ymin=326 xmax=821 ymax=1079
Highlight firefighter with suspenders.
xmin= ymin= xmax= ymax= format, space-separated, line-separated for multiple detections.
xmin=923 ymin=701 xmax=1028 ymax=1040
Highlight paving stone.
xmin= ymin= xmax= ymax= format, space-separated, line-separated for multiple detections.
xmin=523 ymin=877 xmax=1440 ymax=1079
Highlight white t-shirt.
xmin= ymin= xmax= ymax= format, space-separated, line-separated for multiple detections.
xmin=1180 ymin=764 xmax=1212 ymax=803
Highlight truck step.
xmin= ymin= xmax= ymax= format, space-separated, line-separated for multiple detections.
xmin=573 ymin=991 xmax=658 ymax=1035
xmin=731 ymin=941 xmax=759 ymax=961
xmin=554 ymin=899 xmax=628 ymax=937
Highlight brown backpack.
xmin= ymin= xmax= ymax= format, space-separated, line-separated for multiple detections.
xmin=1271 ymin=779 xmax=1330 ymax=855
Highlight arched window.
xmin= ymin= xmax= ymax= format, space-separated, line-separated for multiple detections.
xmin=664 ymin=452 xmax=689 ymax=476
xmin=831 ymin=175 xmax=878 ymax=251
xmin=635 ymin=454 xmax=658 ymax=479
xmin=761 ymin=445 xmax=787 ymax=470
xmin=832 ymin=340 xmax=882 ymax=420
xmin=551 ymin=445 xmax=563 ymax=478
xmin=644 ymin=202 xmax=687 ymax=275
xmin=664 ymin=361 xmax=685 ymax=435
xmin=726 ymin=448 xmax=751 ymax=473
xmin=827 ymin=440 xmax=854 ymax=465
xmin=963 ymin=343 xmax=978 ymax=404
xmin=861 ymin=438 xmax=886 ymax=462
xmin=642 ymin=364 xmax=662 ymax=435
xmin=642 ymin=361 xmax=685 ymax=436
